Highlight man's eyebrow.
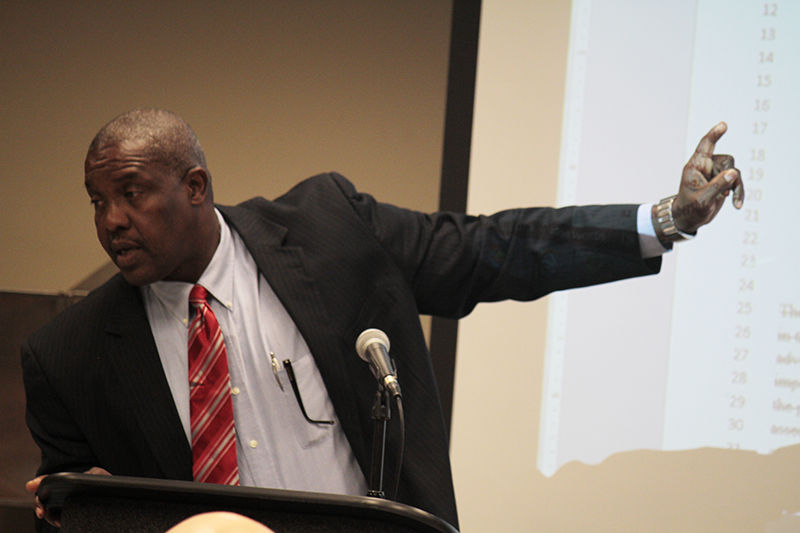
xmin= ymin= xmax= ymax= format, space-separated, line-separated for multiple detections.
xmin=109 ymin=171 xmax=145 ymax=183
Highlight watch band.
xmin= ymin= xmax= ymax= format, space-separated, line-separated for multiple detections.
xmin=652 ymin=195 xmax=695 ymax=248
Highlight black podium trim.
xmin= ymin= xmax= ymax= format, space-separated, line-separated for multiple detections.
xmin=39 ymin=473 xmax=458 ymax=533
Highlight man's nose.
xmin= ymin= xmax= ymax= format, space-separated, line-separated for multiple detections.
xmin=98 ymin=201 xmax=130 ymax=232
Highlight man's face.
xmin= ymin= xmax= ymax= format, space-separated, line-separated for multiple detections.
xmin=85 ymin=141 xmax=203 ymax=286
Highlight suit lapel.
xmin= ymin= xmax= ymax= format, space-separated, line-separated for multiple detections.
xmin=103 ymin=278 xmax=192 ymax=479
xmin=218 ymin=204 xmax=370 ymax=469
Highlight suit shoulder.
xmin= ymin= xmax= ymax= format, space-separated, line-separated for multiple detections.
xmin=280 ymin=172 xmax=357 ymax=200
xmin=231 ymin=172 xmax=361 ymax=216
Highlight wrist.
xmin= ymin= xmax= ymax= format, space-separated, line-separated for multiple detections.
xmin=651 ymin=195 xmax=695 ymax=249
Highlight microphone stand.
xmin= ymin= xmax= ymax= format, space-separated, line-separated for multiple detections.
xmin=367 ymin=386 xmax=391 ymax=498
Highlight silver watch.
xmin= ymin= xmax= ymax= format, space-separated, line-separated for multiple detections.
xmin=653 ymin=195 xmax=695 ymax=245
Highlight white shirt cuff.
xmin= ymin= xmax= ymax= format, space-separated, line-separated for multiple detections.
xmin=637 ymin=203 xmax=669 ymax=258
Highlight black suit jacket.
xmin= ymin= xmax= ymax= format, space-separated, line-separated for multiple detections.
xmin=22 ymin=173 xmax=660 ymax=528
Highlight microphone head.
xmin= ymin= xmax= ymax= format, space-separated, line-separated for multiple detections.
xmin=355 ymin=328 xmax=390 ymax=362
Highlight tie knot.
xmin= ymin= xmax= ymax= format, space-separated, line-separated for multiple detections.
xmin=189 ymin=284 xmax=209 ymax=307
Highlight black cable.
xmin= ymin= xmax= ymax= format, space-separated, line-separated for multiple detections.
xmin=392 ymin=395 xmax=405 ymax=501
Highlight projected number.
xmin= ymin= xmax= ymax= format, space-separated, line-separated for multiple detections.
xmin=725 ymin=1 xmax=781 ymax=449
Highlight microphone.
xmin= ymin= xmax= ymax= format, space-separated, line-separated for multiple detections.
xmin=355 ymin=328 xmax=402 ymax=398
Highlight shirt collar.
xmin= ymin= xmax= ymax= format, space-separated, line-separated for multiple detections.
xmin=145 ymin=209 xmax=235 ymax=325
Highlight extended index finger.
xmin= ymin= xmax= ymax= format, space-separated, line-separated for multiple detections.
xmin=694 ymin=121 xmax=728 ymax=157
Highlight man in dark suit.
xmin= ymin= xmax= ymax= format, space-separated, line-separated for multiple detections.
xmin=22 ymin=109 xmax=743 ymax=529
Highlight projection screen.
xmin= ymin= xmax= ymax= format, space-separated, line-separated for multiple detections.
xmin=450 ymin=1 xmax=799 ymax=531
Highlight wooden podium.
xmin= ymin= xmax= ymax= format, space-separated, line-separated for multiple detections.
xmin=39 ymin=473 xmax=458 ymax=533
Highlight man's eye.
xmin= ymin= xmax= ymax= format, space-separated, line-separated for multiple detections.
xmin=124 ymin=189 xmax=140 ymax=199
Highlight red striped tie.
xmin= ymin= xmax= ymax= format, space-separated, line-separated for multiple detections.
xmin=188 ymin=284 xmax=239 ymax=485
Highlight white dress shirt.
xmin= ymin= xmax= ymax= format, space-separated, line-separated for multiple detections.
xmin=142 ymin=210 xmax=367 ymax=495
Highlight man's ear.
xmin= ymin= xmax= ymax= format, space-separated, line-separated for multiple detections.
xmin=184 ymin=167 xmax=212 ymax=205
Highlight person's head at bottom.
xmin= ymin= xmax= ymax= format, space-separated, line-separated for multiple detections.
xmin=166 ymin=511 xmax=275 ymax=533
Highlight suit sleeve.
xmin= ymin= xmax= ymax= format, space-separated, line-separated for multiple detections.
xmin=328 ymin=173 xmax=661 ymax=318
xmin=21 ymin=339 xmax=98 ymax=477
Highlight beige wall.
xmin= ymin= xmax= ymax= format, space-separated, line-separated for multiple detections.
xmin=0 ymin=1 xmax=451 ymax=292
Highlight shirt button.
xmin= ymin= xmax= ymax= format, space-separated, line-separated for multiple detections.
xmin=231 ymin=386 xmax=240 ymax=395
xmin=249 ymin=440 xmax=258 ymax=449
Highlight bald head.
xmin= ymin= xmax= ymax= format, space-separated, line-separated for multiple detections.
xmin=88 ymin=108 xmax=209 ymax=182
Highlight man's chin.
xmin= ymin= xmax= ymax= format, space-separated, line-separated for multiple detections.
xmin=117 ymin=266 xmax=160 ymax=287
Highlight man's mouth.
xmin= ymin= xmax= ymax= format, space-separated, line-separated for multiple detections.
xmin=116 ymin=247 xmax=136 ymax=257
xmin=110 ymin=242 xmax=142 ymax=266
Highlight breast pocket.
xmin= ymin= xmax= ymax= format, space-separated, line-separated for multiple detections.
xmin=279 ymin=352 xmax=338 ymax=450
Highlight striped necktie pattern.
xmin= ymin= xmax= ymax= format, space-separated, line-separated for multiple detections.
xmin=188 ymin=284 xmax=240 ymax=485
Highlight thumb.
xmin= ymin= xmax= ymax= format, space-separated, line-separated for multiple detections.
xmin=699 ymin=169 xmax=739 ymax=204
xmin=25 ymin=475 xmax=46 ymax=494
